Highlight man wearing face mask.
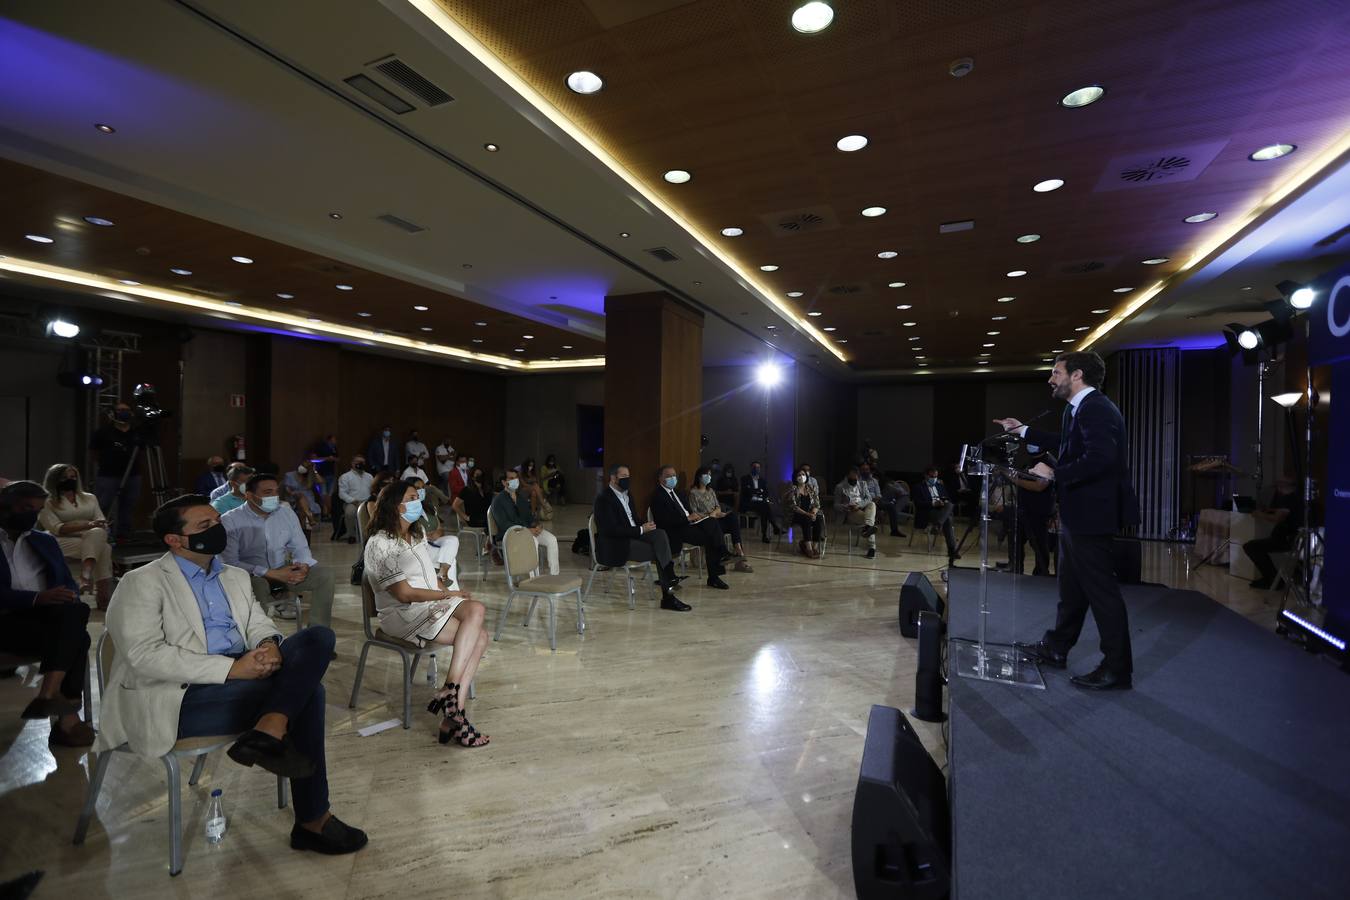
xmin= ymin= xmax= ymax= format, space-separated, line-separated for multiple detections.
xmin=448 ymin=453 xmax=471 ymax=500
xmin=366 ymin=425 xmax=398 ymax=474
xmin=489 ymin=468 xmax=560 ymax=575
xmin=97 ymin=494 xmax=368 ymax=855
xmin=913 ymin=465 xmax=961 ymax=564
xmin=221 ymin=474 xmax=334 ymax=631
xmin=592 ymin=464 xmax=689 ymax=611
xmin=435 ymin=439 xmax=456 ymax=491
xmin=336 ymin=456 xmax=373 ymax=544
xmin=210 ymin=462 xmax=249 ymax=501
xmin=90 ymin=400 xmax=140 ymax=541
xmin=649 ymin=465 xmax=730 ymax=590
xmin=211 ymin=464 xmax=254 ymax=515
xmin=0 ymin=481 xmax=94 ymax=747
xmin=740 ymin=461 xmax=780 ymax=544
xmin=835 ymin=466 xmax=880 ymax=558
xmin=404 ymin=430 xmax=429 ymax=470
xmin=195 ymin=455 xmax=228 ymax=497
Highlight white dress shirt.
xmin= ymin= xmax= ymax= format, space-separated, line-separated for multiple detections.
xmin=0 ymin=529 xmax=49 ymax=593
xmin=664 ymin=487 xmax=691 ymax=517
xmin=401 ymin=465 xmax=429 ymax=482
xmin=220 ymin=502 xmax=317 ymax=578
xmin=339 ymin=469 xmax=374 ymax=504
xmin=611 ymin=486 xmax=637 ymax=526
xmin=405 ymin=440 xmax=428 ymax=464
xmin=435 ymin=443 xmax=454 ymax=477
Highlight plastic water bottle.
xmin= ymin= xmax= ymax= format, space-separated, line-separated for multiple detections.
xmin=205 ymin=789 xmax=226 ymax=844
xmin=426 ymin=652 xmax=437 ymax=685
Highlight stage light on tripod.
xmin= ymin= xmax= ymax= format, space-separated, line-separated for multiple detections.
xmin=1289 ymin=287 xmax=1315 ymax=310
xmin=1236 ymin=328 xmax=1260 ymax=350
xmin=47 ymin=318 xmax=80 ymax=338
xmin=756 ymin=363 xmax=782 ymax=388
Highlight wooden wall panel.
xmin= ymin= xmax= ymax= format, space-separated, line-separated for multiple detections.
xmin=268 ymin=337 xmax=342 ymax=471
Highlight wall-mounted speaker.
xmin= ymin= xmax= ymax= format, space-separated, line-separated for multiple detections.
xmin=900 ymin=572 xmax=944 ymax=638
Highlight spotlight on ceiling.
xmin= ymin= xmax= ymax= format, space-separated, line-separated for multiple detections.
xmin=835 ymin=134 xmax=868 ymax=152
xmin=861 ymin=206 xmax=886 ymax=217
xmin=47 ymin=319 xmax=80 ymax=339
xmin=791 ymin=2 xmax=834 ymax=34
xmin=1032 ymin=178 xmax=1064 ymax=193
xmin=756 ymin=363 xmax=783 ymax=387
xmin=721 ymin=227 xmax=744 ymax=236
xmin=94 ymin=123 xmax=116 ymax=134
xmin=83 ymin=216 xmax=115 ymax=227
xmin=663 ymin=169 xmax=692 ymax=184
xmin=566 ymin=70 xmax=604 ymax=94
xmin=1059 ymin=85 xmax=1105 ymax=108
xmin=1249 ymin=143 xmax=1296 ymax=161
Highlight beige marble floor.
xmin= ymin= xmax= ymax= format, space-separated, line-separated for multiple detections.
xmin=0 ymin=507 xmax=1285 ymax=898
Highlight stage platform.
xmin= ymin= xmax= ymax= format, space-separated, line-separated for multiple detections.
xmin=945 ymin=568 xmax=1350 ymax=900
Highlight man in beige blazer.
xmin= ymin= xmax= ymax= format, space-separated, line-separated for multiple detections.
xmin=98 ymin=493 xmax=367 ymax=855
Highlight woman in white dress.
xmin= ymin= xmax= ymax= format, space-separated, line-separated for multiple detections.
xmin=39 ymin=463 xmax=114 ymax=608
xmin=363 ymin=479 xmax=490 ymax=747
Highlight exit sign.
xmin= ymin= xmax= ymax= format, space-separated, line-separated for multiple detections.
xmin=229 ymin=394 xmax=246 ymax=408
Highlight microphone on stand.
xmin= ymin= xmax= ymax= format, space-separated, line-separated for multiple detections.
xmin=982 ymin=409 xmax=1051 ymax=446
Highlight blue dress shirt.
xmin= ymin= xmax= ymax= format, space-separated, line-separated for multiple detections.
xmin=173 ymin=554 xmax=245 ymax=655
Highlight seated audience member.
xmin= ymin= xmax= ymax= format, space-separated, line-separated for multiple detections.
xmin=835 ymin=466 xmax=880 ymax=558
xmin=883 ymin=476 xmax=911 ymax=529
xmin=1244 ymin=476 xmax=1303 ymax=590
xmin=410 ymin=476 xmax=458 ymax=585
xmin=283 ymin=461 xmax=320 ymax=535
xmin=541 ymin=454 xmax=566 ymax=505
xmin=649 ymin=465 xmax=730 ymax=589
xmin=315 ymin=434 xmax=339 ymax=518
xmin=434 ymin=438 xmax=455 ymax=492
xmin=0 ymin=480 xmax=94 ymax=746
xmin=800 ymin=462 xmax=821 ymax=497
xmin=211 ymin=462 xmax=251 ymax=501
xmin=404 ymin=430 xmax=429 ymax=470
xmin=221 ymin=474 xmax=334 ymax=631
xmin=688 ymin=466 xmax=752 ymax=569
xmin=365 ymin=425 xmax=398 ymax=474
xmin=859 ymin=463 xmax=904 ymax=537
xmin=99 ymin=494 xmax=367 ymax=853
xmin=448 ymin=453 xmax=471 ymax=500
xmin=358 ymin=472 xmax=395 ymax=543
xmin=400 ymin=459 xmax=429 ymax=484
xmin=364 ymin=481 xmax=488 ymax=747
xmin=489 ymin=468 xmax=560 ymax=575
xmin=784 ymin=467 xmax=825 ymax=558
xmin=195 ymin=455 xmax=229 ymax=497
xmin=211 ymin=465 xmax=255 ymax=514
xmin=715 ymin=462 xmax=740 ymax=511
xmin=913 ymin=465 xmax=961 ymax=563
xmin=336 ymin=456 xmax=373 ymax=544
xmin=740 ymin=461 xmax=780 ymax=544
xmin=411 ymin=477 xmax=450 ymax=534
xmin=39 ymin=463 xmax=114 ymax=609
xmin=452 ymin=467 xmax=492 ymax=530
xmin=592 ymin=464 xmax=688 ymax=611
xmin=89 ymin=401 xmax=138 ymax=542
xmin=519 ymin=458 xmax=551 ymax=519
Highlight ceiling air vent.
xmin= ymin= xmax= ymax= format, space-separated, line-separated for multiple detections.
xmin=1314 ymin=224 xmax=1350 ymax=248
xmin=1060 ymin=260 xmax=1106 ymax=275
xmin=777 ymin=212 xmax=826 ymax=232
xmin=343 ymin=74 xmax=414 ymax=115
xmin=371 ymin=57 xmax=454 ymax=107
xmin=757 ymin=205 xmax=840 ymax=237
xmin=645 ymin=247 xmax=680 ymax=262
xmin=376 ymin=213 xmax=426 ymax=234
xmin=1093 ymin=140 xmax=1228 ymax=192
xmin=827 ymin=284 xmax=864 ymax=295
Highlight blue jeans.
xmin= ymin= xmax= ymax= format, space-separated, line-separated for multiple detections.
xmin=94 ymin=473 xmax=140 ymax=539
xmin=177 ymin=626 xmax=335 ymax=823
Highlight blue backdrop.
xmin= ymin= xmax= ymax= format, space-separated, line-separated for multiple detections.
xmin=1307 ymin=261 xmax=1350 ymax=637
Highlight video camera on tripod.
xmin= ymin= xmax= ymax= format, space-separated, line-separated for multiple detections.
xmin=105 ymin=383 xmax=178 ymax=537
xmin=126 ymin=382 xmax=171 ymax=446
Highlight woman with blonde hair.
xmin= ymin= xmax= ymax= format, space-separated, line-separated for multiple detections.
xmin=39 ymin=463 xmax=114 ymax=608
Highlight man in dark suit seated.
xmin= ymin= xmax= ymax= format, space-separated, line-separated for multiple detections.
xmin=0 ymin=480 xmax=94 ymax=747
xmin=194 ymin=455 xmax=228 ymax=497
xmin=592 ymin=464 xmax=689 ymax=611
xmin=648 ymin=465 xmax=729 ymax=591
xmin=912 ymin=466 xmax=961 ymax=564
xmin=739 ymin=461 xmax=779 ymax=544
xmin=996 ymin=350 xmax=1141 ymax=691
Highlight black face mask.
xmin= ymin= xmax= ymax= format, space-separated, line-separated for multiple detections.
xmin=751 ymin=468 xmax=761 ymax=476
xmin=353 ymin=463 xmax=365 ymax=471
xmin=114 ymin=411 xmax=132 ymax=422
xmin=57 ymin=478 xmax=79 ymax=492
xmin=2 ymin=509 xmax=39 ymax=533
xmin=181 ymin=522 xmax=227 ymax=556
xmin=847 ymin=478 xmax=858 ymax=486
xmin=213 ymin=464 xmax=227 ymax=473
xmin=617 ymin=477 xmax=632 ymax=493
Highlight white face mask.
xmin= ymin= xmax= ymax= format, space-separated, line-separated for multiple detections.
xmin=797 ymin=475 xmax=807 ymax=484
xmin=297 ymin=466 xmax=307 ymax=475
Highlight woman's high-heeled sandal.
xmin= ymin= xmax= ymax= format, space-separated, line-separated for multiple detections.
xmin=427 ymin=681 xmax=460 ymax=716
xmin=441 ymin=711 xmax=490 ymax=748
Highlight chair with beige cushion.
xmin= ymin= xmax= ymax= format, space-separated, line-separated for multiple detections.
xmin=495 ymin=525 xmax=585 ymax=652
xmin=582 ymin=514 xmax=655 ymax=610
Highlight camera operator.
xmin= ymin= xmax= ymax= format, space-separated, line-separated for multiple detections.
xmin=90 ymin=401 xmax=139 ymax=542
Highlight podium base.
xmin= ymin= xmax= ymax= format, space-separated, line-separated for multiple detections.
xmin=951 ymin=639 xmax=1046 ymax=690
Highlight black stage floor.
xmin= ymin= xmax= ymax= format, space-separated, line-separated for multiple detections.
xmin=945 ymin=568 xmax=1350 ymax=900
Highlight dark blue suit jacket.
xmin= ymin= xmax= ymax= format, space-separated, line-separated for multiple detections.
xmin=912 ymin=479 xmax=952 ymax=529
xmin=1026 ymin=389 xmax=1140 ymax=536
xmin=194 ymin=471 xmax=226 ymax=497
xmin=365 ymin=436 xmax=398 ymax=473
xmin=1 ymin=529 xmax=78 ymax=610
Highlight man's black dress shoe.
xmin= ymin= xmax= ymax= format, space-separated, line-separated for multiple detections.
xmin=1070 ymin=666 xmax=1132 ymax=691
xmin=1014 ymin=640 xmax=1068 ymax=669
xmin=290 ymin=816 xmax=368 ymax=855
xmin=227 ymin=730 xmax=316 ymax=779
xmin=20 ymin=697 xmax=83 ymax=719
xmin=865 ymin=548 xmax=876 ymax=559
xmin=706 ymin=577 xmax=730 ymax=590
xmin=660 ymin=595 xmax=692 ymax=611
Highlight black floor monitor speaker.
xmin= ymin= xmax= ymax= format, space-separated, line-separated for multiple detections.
xmin=852 ymin=705 xmax=951 ymax=899
xmin=900 ymin=572 xmax=944 ymax=638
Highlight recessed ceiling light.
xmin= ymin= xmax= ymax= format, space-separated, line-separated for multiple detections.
xmin=336 ymin=284 xmax=354 ymax=290
xmin=912 ymin=347 xmax=924 ymax=351
xmin=462 ymin=263 xmax=473 ymax=269
xmin=974 ymin=368 xmax=992 ymax=373
xmin=787 ymin=291 xmax=804 ymax=297
xmin=94 ymin=123 xmax=116 ymax=134
xmin=1059 ymin=85 xmax=1106 ymax=108
xmin=983 ymin=342 xmax=996 ymax=347
xmin=231 ymin=255 xmax=253 ymax=264
xmin=896 ymin=304 xmax=912 ymax=310
xmin=792 ymin=1 xmax=835 ymax=33
xmin=908 ymin=336 xmax=921 ymax=341
xmin=836 ymin=134 xmax=868 ymax=152
xmin=903 ymin=321 xmax=917 ymax=327
xmin=1183 ymin=212 xmax=1217 ymax=223
xmin=877 ymin=250 xmax=899 ymax=259
xmin=1061 ymin=338 xmax=1075 ymax=343
xmin=618 ymin=232 xmax=630 ymax=238
xmin=413 ymin=305 xmax=429 ymax=311
xmin=1249 ymin=143 xmax=1296 ymax=161
xmin=420 ymin=326 xmax=433 ymax=332
xmin=1006 ymin=270 xmax=1027 ymax=277
xmin=765 ymin=325 xmax=777 ymax=330
xmin=328 ymin=212 xmax=343 ymax=220
xmin=836 ymin=339 xmax=848 ymax=343
xmin=1141 ymin=257 xmax=1169 ymax=265
xmin=1032 ymin=178 xmax=1064 ymax=193
xmin=693 ymin=280 xmax=702 ymax=286
xmin=484 ymin=143 xmax=499 ymax=152
xmin=475 ymin=321 xmax=487 ymax=326
xmin=807 ymin=310 xmax=822 ymax=316
xmin=550 ymin=356 xmax=560 ymax=361
xmin=997 ymin=296 xmax=1015 ymax=303
xmin=523 ymin=334 xmax=534 ymax=339
xmin=861 ymin=206 xmax=887 ymax=217
xmin=1016 ymin=233 xmax=1040 ymax=243
xmin=663 ymin=169 xmax=692 ymax=184
xmin=224 ymin=301 xmax=241 ymax=307
xmin=276 ymin=292 xmax=294 ymax=299
xmin=357 ymin=312 xmax=372 ymax=317
xmin=979 ymin=352 xmax=991 ymax=357
xmin=562 ymin=344 xmax=573 ymax=349
xmin=1091 ymin=308 xmax=1109 ymax=314
xmin=915 ymin=355 xmax=926 ymax=359
xmin=118 ymin=279 xmax=141 ymax=286
xmin=991 ymin=315 xmax=1007 ymax=320
xmin=513 ymin=347 xmax=526 ymax=352
xmin=917 ymin=363 xmax=928 ymax=368
xmin=1075 ymin=326 xmax=1091 ymax=332
xmin=823 ymin=326 xmax=837 ymax=332
xmin=1113 ymin=287 xmax=1133 ymax=293
xmin=307 ymin=317 xmax=322 ymax=323
xmin=888 ymin=282 xmax=907 ymax=288
xmin=566 ymin=70 xmax=604 ymax=94
xmin=472 ymin=338 xmax=483 ymax=343
xmin=721 ymin=226 xmax=744 ymax=237
xmin=170 ymin=267 xmax=192 ymax=276
xmin=760 ymin=264 xmax=779 ymax=272
xmin=24 ymin=234 xmax=54 ymax=244
xmin=83 ymin=216 xmax=115 ymax=227
xmin=987 ymin=330 xmax=1001 ymax=335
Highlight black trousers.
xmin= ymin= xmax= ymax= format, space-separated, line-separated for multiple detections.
xmin=624 ymin=529 xmax=674 ymax=570
xmin=1243 ymin=536 xmax=1290 ymax=582
xmin=744 ymin=500 xmax=778 ymax=538
xmin=875 ymin=498 xmax=904 ymax=533
xmin=790 ymin=510 xmax=824 ymax=542
xmin=1013 ymin=510 xmax=1052 ymax=576
xmin=669 ymin=520 xmax=725 ymax=576
xmin=922 ymin=505 xmax=959 ymax=555
xmin=177 ymin=626 xmax=335 ymax=823
xmin=716 ymin=514 xmax=743 ymax=547
xmin=1046 ymin=530 xmax=1133 ymax=674
xmin=0 ymin=602 xmax=91 ymax=699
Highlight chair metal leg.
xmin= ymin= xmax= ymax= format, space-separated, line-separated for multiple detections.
xmin=584 ymin=564 xmax=599 ymax=601
xmin=94 ymin=629 xmax=108 ymax=705
xmin=468 ymin=680 xmax=476 ymax=700
xmin=83 ymin=661 xmax=95 ymax=728
xmin=348 ymin=641 xmax=373 ymax=709
xmin=277 ymin=776 xmax=288 ymax=809
xmin=625 ymin=571 xmax=637 ymax=609
xmin=524 ymin=596 xmax=540 ymax=627
xmin=547 ymin=598 xmax=558 ymax=651
xmin=187 ymin=754 xmax=207 ymax=786
xmin=163 ymin=754 xmax=184 ymax=876
xmin=409 ymin=653 xmax=420 ymax=682
xmin=400 ymin=650 xmax=413 ymax=729
xmin=495 ymin=591 xmax=516 ymax=641
xmin=575 ymin=588 xmax=586 ymax=634
xmin=73 ymin=748 xmax=116 ymax=844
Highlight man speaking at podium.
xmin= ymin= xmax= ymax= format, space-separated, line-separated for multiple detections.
xmin=995 ymin=350 xmax=1139 ymax=691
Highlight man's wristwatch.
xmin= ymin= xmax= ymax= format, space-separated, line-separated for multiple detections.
xmin=259 ymin=635 xmax=283 ymax=648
